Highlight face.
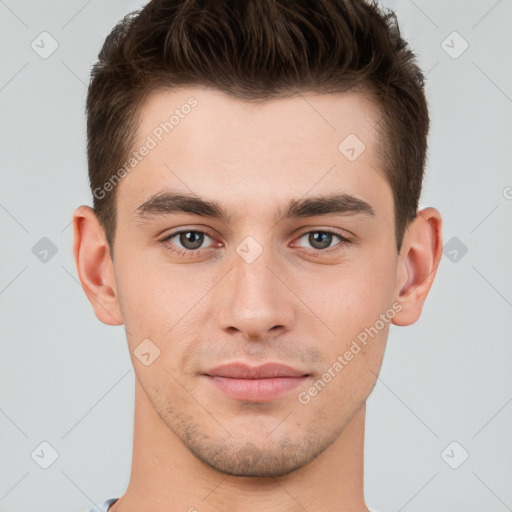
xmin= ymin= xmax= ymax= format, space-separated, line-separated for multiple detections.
xmin=110 ymin=86 xmax=401 ymax=476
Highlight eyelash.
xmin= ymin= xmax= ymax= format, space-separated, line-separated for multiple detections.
xmin=159 ymin=228 xmax=351 ymax=259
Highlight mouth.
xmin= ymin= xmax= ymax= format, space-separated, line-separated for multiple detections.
xmin=202 ymin=362 xmax=311 ymax=402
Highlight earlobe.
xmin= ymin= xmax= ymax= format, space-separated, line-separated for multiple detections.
xmin=392 ymin=207 xmax=443 ymax=326
xmin=72 ymin=206 xmax=124 ymax=326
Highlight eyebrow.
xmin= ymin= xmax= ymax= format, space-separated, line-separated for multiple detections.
xmin=134 ymin=190 xmax=376 ymax=224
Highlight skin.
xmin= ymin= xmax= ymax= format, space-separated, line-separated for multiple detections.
xmin=73 ymin=86 xmax=443 ymax=512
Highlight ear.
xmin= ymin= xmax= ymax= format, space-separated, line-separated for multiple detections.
xmin=392 ymin=207 xmax=443 ymax=326
xmin=72 ymin=206 xmax=123 ymax=326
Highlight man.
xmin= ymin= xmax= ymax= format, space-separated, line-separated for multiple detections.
xmin=73 ymin=0 xmax=442 ymax=510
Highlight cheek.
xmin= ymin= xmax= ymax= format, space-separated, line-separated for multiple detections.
xmin=299 ymin=327 xmax=386 ymax=418
xmin=303 ymin=254 xmax=397 ymax=338
xmin=301 ymin=251 xmax=394 ymax=394
xmin=114 ymin=259 xmax=215 ymax=374
xmin=114 ymin=253 xmax=202 ymax=332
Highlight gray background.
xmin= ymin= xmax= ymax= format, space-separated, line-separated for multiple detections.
xmin=1 ymin=1 xmax=511 ymax=511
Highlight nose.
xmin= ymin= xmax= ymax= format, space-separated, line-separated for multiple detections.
xmin=216 ymin=241 xmax=295 ymax=340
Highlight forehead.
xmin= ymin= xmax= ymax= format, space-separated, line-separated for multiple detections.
xmin=136 ymin=85 xmax=382 ymax=154
xmin=116 ymin=86 xmax=392 ymax=225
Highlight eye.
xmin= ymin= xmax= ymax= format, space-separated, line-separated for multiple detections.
xmin=294 ymin=230 xmax=350 ymax=252
xmin=159 ymin=229 xmax=218 ymax=257
xmin=172 ymin=230 xmax=210 ymax=250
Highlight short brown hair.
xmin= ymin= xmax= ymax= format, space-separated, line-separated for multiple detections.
xmin=86 ymin=0 xmax=429 ymax=256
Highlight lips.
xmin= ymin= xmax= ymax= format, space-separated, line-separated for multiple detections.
xmin=203 ymin=362 xmax=310 ymax=401
xmin=205 ymin=362 xmax=308 ymax=379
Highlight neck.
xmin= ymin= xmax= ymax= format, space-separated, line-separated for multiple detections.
xmin=111 ymin=381 xmax=369 ymax=512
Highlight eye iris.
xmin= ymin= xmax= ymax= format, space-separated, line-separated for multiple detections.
xmin=179 ymin=231 xmax=204 ymax=250
xmin=309 ymin=232 xmax=332 ymax=250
